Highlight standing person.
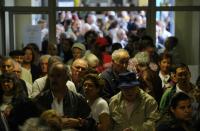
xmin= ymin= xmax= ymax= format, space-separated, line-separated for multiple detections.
xmin=92 ymin=37 xmax=112 ymax=73
xmin=83 ymin=73 xmax=110 ymax=131
xmin=13 ymin=62 xmax=32 ymax=98
xmin=109 ymin=72 xmax=160 ymax=131
xmin=100 ymin=49 xmax=130 ymax=100
xmin=31 ymin=56 xmax=76 ymax=98
xmin=158 ymin=36 xmax=180 ymax=64
xmin=0 ymin=73 xmax=27 ymax=115
xmin=139 ymin=67 xmax=163 ymax=104
xmin=138 ymin=35 xmax=159 ymax=71
xmin=35 ymin=62 xmax=91 ymax=130
xmin=22 ymin=46 xmax=41 ymax=82
xmin=1 ymin=57 xmax=29 ymax=97
xmin=156 ymin=92 xmax=195 ymax=131
xmin=67 ymin=43 xmax=86 ymax=66
xmin=158 ymin=53 xmax=173 ymax=90
xmin=71 ymin=58 xmax=89 ymax=95
xmin=38 ymin=55 xmax=51 ymax=77
xmin=159 ymin=63 xmax=198 ymax=114
xmin=9 ymin=50 xmax=33 ymax=85
xmin=58 ymin=33 xmax=73 ymax=63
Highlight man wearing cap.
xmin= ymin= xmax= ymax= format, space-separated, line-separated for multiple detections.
xmin=109 ymin=72 xmax=160 ymax=131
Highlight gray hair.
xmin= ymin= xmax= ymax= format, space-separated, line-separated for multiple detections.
xmin=49 ymin=62 xmax=71 ymax=81
xmin=39 ymin=55 xmax=51 ymax=63
xmin=112 ymin=49 xmax=129 ymax=63
xmin=1 ymin=56 xmax=15 ymax=67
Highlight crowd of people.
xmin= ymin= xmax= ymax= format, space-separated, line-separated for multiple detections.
xmin=0 ymin=10 xmax=199 ymax=131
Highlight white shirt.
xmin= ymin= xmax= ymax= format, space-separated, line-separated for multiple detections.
xmin=51 ymin=93 xmax=64 ymax=117
xmin=159 ymin=71 xmax=170 ymax=88
xmin=176 ymin=84 xmax=184 ymax=93
xmin=31 ymin=75 xmax=77 ymax=98
xmin=90 ymin=97 xmax=109 ymax=123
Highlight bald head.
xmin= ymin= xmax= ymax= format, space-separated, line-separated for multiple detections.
xmin=49 ymin=62 xmax=70 ymax=91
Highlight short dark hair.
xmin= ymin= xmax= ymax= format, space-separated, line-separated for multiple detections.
xmin=170 ymin=92 xmax=191 ymax=109
xmin=174 ymin=63 xmax=190 ymax=73
xmin=83 ymin=73 xmax=105 ymax=95
xmin=158 ymin=53 xmax=172 ymax=63
xmin=165 ymin=36 xmax=178 ymax=50
xmin=138 ymin=35 xmax=155 ymax=51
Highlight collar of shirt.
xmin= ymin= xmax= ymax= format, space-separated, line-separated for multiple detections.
xmin=51 ymin=92 xmax=64 ymax=116
xmin=176 ymin=84 xmax=185 ymax=93
xmin=159 ymin=71 xmax=170 ymax=86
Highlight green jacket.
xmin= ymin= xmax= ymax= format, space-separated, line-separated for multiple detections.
xmin=159 ymin=86 xmax=176 ymax=114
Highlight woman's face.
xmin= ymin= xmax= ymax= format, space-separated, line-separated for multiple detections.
xmin=83 ymin=79 xmax=99 ymax=99
xmin=1 ymin=79 xmax=14 ymax=93
xmin=159 ymin=58 xmax=171 ymax=74
xmin=72 ymin=47 xmax=82 ymax=60
xmin=170 ymin=99 xmax=192 ymax=121
xmin=24 ymin=49 xmax=33 ymax=63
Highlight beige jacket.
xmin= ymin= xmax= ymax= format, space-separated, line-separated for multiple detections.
xmin=109 ymin=88 xmax=160 ymax=131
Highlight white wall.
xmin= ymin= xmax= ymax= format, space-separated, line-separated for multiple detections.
xmin=175 ymin=0 xmax=200 ymax=81
xmin=15 ymin=0 xmax=32 ymax=49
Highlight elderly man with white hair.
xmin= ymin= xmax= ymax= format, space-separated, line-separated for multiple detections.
xmin=100 ymin=49 xmax=130 ymax=100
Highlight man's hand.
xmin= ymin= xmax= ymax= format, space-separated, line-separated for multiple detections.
xmin=123 ymin=128 xmax=133 ymax=131
xmin=62 ymin=117 xmax=80 ymax=128
xmin=3 ymin=105 xmax=13 ymax=117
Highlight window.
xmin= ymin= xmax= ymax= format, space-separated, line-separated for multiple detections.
xmin=1 ymin=0 xmax=200 ymax=78
xmin=5 ymin=0 xmax=48 ymax=7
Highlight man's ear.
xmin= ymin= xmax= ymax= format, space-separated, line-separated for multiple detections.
xmin=170 ymin=107 xmax=175 ymax=114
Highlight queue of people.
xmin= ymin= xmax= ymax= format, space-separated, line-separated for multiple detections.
xmin=0 ymin=10 xmax=199 ymax=131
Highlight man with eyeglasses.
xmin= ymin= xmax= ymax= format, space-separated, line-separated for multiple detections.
xmin=100 ymin=49 xmax=130 ymax=100
xmin=71 ymin=58 xmax=89 ymax=95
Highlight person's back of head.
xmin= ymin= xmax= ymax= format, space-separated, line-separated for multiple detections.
xmin=164 ymin=36 xmax=178 ymax=51
xmin=48 ymin=56 xmax=63 ymax=73
xmin=138 ymin=35 xmax=155 ymax=51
